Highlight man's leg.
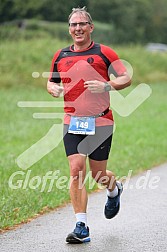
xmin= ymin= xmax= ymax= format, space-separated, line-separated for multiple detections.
xmin=63 ymin=126 xmax=90 ymax=243
xmin=68 ymin=154 xmax=87 ymax=214
xmin=89 ymin=158 xmax=123 ymax=219
xmin=89 ymin=159 xmax=116 ymax=190
xmin=66 ymin=153 xmax=90 ymax=243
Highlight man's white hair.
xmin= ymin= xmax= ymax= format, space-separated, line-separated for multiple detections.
xmin=68 ymin=6 xmax=93 ymax=24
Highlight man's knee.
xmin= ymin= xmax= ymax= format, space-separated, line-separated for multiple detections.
xmin=70 ymin=163 xmax=86 ymax=179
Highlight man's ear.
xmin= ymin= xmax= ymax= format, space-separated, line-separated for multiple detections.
xmin=90 ymin=23 xmax=94 ymax=33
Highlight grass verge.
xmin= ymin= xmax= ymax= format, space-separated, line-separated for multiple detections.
xmin=0 ymin=83 xmax=167 ymax=230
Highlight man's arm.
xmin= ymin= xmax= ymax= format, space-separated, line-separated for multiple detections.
xmin=47 ymin=49 xmax=63 ymax=97
xmin=84 ymin=72 xmax=131 ymax=93
xmin=108 ymin=71 xmax=131 ymax=90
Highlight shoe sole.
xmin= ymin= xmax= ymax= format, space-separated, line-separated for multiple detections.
xmin=66 ymin=234 xmax=90 ymax=244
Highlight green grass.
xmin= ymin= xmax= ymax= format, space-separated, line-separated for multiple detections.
xmin=0 ymin=38 xmax=167 ymax=231
xmin=0 ymin=83 xmax=167 ymax=230
xmin=110 ymin=83 xmax=167 ymax=176
xmin=0 ymin=38 xmax=167 ymax=89
xmin=113 ymin=45 xmax=167 ymax=84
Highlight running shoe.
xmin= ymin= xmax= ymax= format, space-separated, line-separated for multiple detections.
xmin=104 ymin=181 xmax=123 ymax=219
xmin=66 ymin=222 xmax=90 ymax=244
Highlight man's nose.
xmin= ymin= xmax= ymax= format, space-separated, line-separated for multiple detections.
xmin=76 ymin=24 xmax=81 ymax=29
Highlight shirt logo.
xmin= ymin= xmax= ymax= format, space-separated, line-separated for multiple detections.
xmin=63 ymin=52 xmax=68 ymax=57
xmin=87 ymin=57 xmax=94 ymax=64
xmin=65 ymin=60 xmax=73 ymax=66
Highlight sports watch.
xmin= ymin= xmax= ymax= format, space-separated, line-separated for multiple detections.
xmin=104 ymin=82 xmax=112 ymax=92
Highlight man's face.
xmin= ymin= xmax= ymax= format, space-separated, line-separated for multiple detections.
xmin=69 ymin=13 xmax=94 ymax=46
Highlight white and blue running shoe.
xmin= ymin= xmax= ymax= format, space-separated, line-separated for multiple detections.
xmin=66 ymin=222 xmax=90 ymax=244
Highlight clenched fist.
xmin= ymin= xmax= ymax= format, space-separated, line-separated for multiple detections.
xmin=47 ymin=81 xmax=64 ymax=97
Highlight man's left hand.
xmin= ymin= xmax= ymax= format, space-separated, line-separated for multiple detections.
xmin=84 ymin=80 xmax=105 ymax=93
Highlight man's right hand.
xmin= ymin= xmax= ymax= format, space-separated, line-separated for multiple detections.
xmin=47 ymin=81 xmax=64 ymax=97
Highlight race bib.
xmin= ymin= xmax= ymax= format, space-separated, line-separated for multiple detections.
xmin=68 ymin=116 xmax=95 ymax=135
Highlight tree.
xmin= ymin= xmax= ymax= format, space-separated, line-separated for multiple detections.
xmin=38 ymin=0 xmax=89 ymax=22
xmin=0 ymin=0 xmax=167 ymax=43
xmin=0 ymin=0 xmax=44 ymax=22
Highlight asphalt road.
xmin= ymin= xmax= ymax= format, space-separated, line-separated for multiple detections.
xmin=0 ymin=163 xmax=167 ymax=252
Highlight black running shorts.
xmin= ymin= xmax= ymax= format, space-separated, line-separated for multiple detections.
xmin=63 ymin=125 xmax=113 ymax=161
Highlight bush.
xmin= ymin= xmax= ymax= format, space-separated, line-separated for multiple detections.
xmin=0 ymin=19 xmax=114 ymax=44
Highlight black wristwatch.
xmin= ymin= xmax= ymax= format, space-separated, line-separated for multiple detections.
xmin=104 ymin=82 xmax=112 ymax=92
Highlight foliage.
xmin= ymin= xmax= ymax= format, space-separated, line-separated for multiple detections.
xmin=89 ymin=0 xmax=167 ymax=44
xmin=0 ymin=0 xmax=167 ymax=44
xmin=0 ymin=19 xmax=114 ymax=45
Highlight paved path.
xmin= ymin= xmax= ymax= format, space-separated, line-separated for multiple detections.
xmin=0 ymin=163 xmax=167 ymax=252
